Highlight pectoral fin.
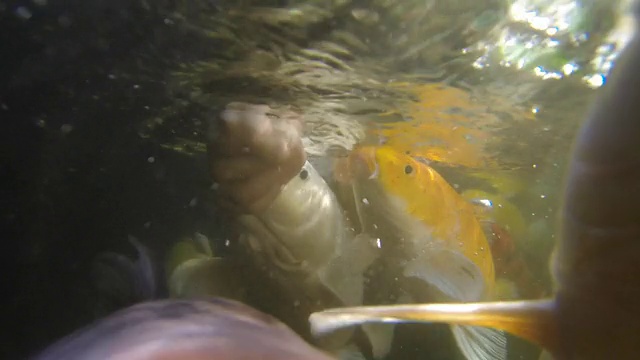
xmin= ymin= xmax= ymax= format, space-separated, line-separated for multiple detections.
xmin=335 ymin=343 xmax=367 ymax=360
xmin=403 ymin=247 xmax=507 ymax=359
xmin=403 ymin=247 xmax=484 ymax=301
xmin=316 ymin=233 xmax=379 ymax=306
xmin=361 ymin=324 xmax=395 ymax=360
xmin=451 ymin=324 xmax=506 ymax=360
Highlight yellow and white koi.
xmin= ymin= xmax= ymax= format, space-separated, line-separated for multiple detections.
xmin=337 ymin=145 xmax=507 ymax=360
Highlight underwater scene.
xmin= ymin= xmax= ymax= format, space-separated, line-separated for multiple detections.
xmin=3 ymin=0 xmax=639 ymax=359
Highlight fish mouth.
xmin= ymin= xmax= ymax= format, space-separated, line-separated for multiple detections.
xmin=347 ymin=146 xmax=380 ymax=180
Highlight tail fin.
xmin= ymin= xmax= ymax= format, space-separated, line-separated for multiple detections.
xmin=91 ymin=236 xmax=161 ymax=313
xmin=451 ymin=325 xmax=506 ymax=360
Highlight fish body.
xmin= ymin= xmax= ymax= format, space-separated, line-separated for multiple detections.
xmin=236 ymin=160 xmax=381 ymax=352
xmin=310 ymin=8 xmax=640 ymax=360
xmin=346 ymin=146 xmax=495 ymax=299
xmin=342 ymin=145 xmax=506 ymax=359
xmin=33 ymin=298 xmax=334 ymax=360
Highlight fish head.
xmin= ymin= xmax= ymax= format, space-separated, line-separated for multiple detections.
xmin=344 ymin=145 xmax=443 ymax=243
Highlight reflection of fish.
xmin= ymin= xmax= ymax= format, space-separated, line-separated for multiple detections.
xmin=310 ymin=23 xmax=640 ymax=360
xmin=33 ymin=298 xmax=334 ymax=360
xmin=342 ymin=145 xmax=506 ymax=360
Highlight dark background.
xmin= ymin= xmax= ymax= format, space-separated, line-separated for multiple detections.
xmin=0 ymin=1 xmax=227 ymax=357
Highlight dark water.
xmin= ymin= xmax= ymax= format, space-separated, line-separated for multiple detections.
xmin=1 ymin=0 xmax=625 ymax=359
xmin=1 ymin=1 xmax=218 ymax=356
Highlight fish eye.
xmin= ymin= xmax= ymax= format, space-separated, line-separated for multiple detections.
xmin=299 ymin=169 xmax=309 ymax=180
xmin=404 ymin=165 xmax=413 ymax=174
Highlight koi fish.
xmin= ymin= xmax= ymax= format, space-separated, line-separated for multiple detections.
xmin=334 ymin=144 xmax=506 ymax=360
xmin=235 ymin=159 xmax=385 ymax=354
xmin=32 ymin=298 xmax=334 ymax=360
xmin=310 ymin=14 xmax=640 ymax=360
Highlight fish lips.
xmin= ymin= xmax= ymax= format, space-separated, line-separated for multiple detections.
xmin=342 ymin=146 xmax=380 ymax=182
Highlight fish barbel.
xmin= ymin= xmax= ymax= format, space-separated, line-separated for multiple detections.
xmin=310 ymin=7 xmax=640 ymax=360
